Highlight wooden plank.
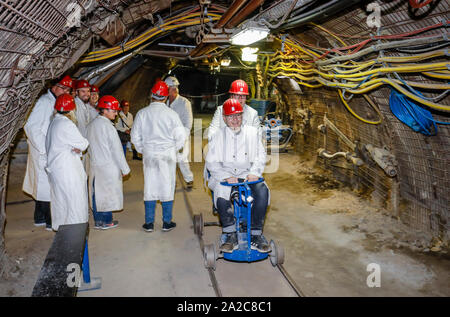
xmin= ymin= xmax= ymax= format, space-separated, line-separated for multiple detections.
xmin=31 ymin=223 xmax=88 ymax=297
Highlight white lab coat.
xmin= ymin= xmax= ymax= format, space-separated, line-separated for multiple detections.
xmin=87 ymin=115 xmax=130 ymax=212
xmin=167 ymin=95 xmax=194 ymax=181
xmin=131 ymin=102 xmax=186 ymax=201
xmin=75 ymin=96 xmax=90 ymax=137
xmin=45 ymin=113 xmax=89 ymax=231
xmin=207 ymin=103 xmax=260 ymax=141
xmin=206 ymin=125 xmax=267 ymax=207
xmin=22 ymin=90 xmax=55 ymax=201
xmin=115 ymin=111 xmax=133 ymax=132
xmin=88 ymin=105 xmax=98 ymax=124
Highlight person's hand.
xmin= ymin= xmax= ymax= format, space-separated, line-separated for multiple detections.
xmin=126 ymin=129 xmax=131 ymax=134
xmin=246 ymin=174 xmax=259 ymax=182
xmin=225 ymin=177 xmax=239 ymax=184
xmin=72 ymin=148 xmax=81 ymax=154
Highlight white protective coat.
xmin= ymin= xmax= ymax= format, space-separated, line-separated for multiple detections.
xmin=207 ymin=103 xmax=260 ymax=141
xmin=87 ymin=115 xmax=130 ymax=212
xmin=22 ymin=90 xmax=55 ymax=201
xmin=131 ymin=102 xmax=186 ymax=201
xmin=75 ymin=96 xmax=90 ymax=137
xmin=45 ymin=113 xmax=89 ymax=231
xmin=167 ymin=94 xmax=194 ymax=182
xmin=205 ymin=125 xmax=267 ymax=207
xmin=115 ymin=111 xmax=133 ymax=132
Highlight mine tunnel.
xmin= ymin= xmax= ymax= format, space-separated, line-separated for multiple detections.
xmin=0 ymin=0 xmax=449 ymax=298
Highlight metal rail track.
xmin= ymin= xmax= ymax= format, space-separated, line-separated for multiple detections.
xmin=177 ymin=170 xmax=305 ymax=297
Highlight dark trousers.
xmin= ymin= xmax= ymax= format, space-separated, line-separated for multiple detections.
xmin=216 ymin=182 xmax=269 ymax=231
xmin=34 ymin=200 xmax=51 ymax=226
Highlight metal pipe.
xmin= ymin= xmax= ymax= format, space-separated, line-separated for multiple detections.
xmin=215 ymin=0 xmax=248 ymax=28
xmin=85 ymin=52 xmax=133 ymax=81
xmin=225 ymin=0 xmax=265 ymax=28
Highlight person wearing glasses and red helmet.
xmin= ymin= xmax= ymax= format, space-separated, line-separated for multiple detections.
xmin=45 ymin=94 xmax=89 ymax=231
xmin=86 ymin=96 xmax=130 ymax=230
xmin=206 ymin=98 xmax=270 ymax=254
xmin=207 ymin=79 xmax=260 ymax=141
xmin=131 ymin=80 xmax=186 ymax=233
xmin=23 ymin=75 xmax=73 ymax=230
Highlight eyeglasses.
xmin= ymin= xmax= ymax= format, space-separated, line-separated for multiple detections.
xmin=226 ymin=113 xmax=243 ymax=120
xmin=231 ymin=94 xmax=246 ymax=100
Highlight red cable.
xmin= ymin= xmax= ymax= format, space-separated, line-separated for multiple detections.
xmin=409 ymin=0 xmax=433 ymax=9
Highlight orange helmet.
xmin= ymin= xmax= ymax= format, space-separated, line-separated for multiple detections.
xmin=97 ymin=95 xmax=120 ymax=110
xmin=120 ymin=100 xmax=130 ymax=108
xmin=90 ymin=84 xmax=99 ymax=93
xmin=151 ymin=80 xmax=169 ymax=99
xmin=229 ymin=79 xmax=249 ymax=95
xmin=58 ymin=75 xmax=73 ymax=89
xmin=75 ymin=79 xmax=90 ymax=90
xmin=54 ymin=94 xmax=76 ymax=112
xmin=223 ymin=98 xmax=243 ymax=116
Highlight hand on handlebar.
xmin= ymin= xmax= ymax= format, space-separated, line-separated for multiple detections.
xmin=225 ymin=177 xmax=239 ymax=184
xmin=246 ymin=174 xmax=259 ymax=182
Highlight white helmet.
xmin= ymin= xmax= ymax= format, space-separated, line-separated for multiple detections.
xmin=164 ymin=76 xmax=180 ymax=87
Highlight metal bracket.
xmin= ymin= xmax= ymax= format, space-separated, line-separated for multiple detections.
xmin=323 ymin=114 xmax=356 ymax=151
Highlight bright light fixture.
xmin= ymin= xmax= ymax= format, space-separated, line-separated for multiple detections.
xmin=220 ymin=56 xmax=231 ymax=66
xmin=241 ymin=47 xmax=258 ymax=62
xmin=231 ymin=25 xmax=269 ymax=46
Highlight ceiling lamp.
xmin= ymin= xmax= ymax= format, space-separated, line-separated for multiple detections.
xmin=241 ymin=47 xmax=258 ymax=62
xmin=220 ymin=56 xmax=231 ymax=66
xmin=231 ymin=22 xmax=269 ymax=46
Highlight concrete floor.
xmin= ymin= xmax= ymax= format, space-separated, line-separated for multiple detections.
xmin=1 ymin=114 xmax=449 ymax=297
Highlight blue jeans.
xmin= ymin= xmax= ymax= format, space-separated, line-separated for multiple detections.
xmin=144 ymin=200 xmax=173 ymax=224
xmin=92 ymin=179 xmax=113 ymax=225
xmin=122 ymin=143 xmax=127 ymax=157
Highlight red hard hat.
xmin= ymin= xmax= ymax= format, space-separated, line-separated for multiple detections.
xmin=223 ymin=98 xmax=243 ymax=116
xmin=98 ymin=95 xmax=120 ymax=110
xmin=90 ymin=84 xmax=99 ymax=93
xmin=54 ymin=94 xmax=76 ymax=112
xmin=229 ymin=79 xmax=249 ymax=95
xmin=76 ymin=79 xmax=90 ymax=90
xmin=58 ymin=75 xmax=73 ymax=89
xmin=151 ymin=80 xmax=169 ymax=98
xmin=120 ymin=100 xmax=130 ymax=108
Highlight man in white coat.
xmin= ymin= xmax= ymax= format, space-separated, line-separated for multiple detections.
xmin=45 ymin=94 xmax=90 ymax=231
xmin=164 ymin=76 xmax=194 ymax=188
xmin=131 ymin=81 xmax=186 ymax=232
xmin=23 ymin=75 xmax=73 ymax=230
xmin=88 ymin=84 xmax=100 ymax=122
xmin=206 ymin=98 xmax=270 ymax=254
xmin=87 ymin=96 xmax=130 ymax=230
xmin=207 ymin=79 xmax=260 ymax=141
xmin=74 ymin=79 xmax=91 ymax=137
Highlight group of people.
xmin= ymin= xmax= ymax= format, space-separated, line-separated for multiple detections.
xmin=22 ymin=73 xmax=271 ymax=253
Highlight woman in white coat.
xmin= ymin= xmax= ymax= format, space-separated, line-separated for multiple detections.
xmin=87 ymin=95 xmax=130 ymax=230
xmin=131 ymin=81 xmax=186 ymax=232
xmin=45 ymin=94 xmax=89 ymax=231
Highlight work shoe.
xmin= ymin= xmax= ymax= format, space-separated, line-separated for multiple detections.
xmin=142 ymin=222 xmax=154 ymax=232
xmin=133 ymin=156 xmax=142 ymax=161
xmin=101 ymin=220 xmax=119 ymax=230
xmin=219 ymin=232 xmax=238 ymax=253
xmin=186 ymin=181 xmax=193 ymax=189
xmin=251 ymin=235 xmax=271 ymax=253
xmin=94 ymin=222 xmax=103 ymax=230
xmin=162 ymin=221 xmax=176 ymax=232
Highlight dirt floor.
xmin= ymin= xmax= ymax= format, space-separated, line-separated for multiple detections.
xmin=0 ymin=115 xmax=449 ymax=296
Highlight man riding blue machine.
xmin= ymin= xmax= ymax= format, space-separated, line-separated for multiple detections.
xmin=206 ymin=98 xmax=271 ymax=256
